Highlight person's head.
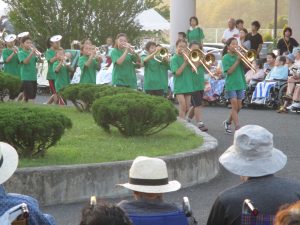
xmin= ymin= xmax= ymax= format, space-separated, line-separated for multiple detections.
xmin=0 ymin=142 xmax=19 ymax=185
xmin=176 ymin=39 xmax=188 ymax=55
xmin=275 ymin=56 xmax=286 ymax=66
xmin=115 ymin=33 xmax=128 ymax=49
xmin=227 ymin=18 xmax=236 ymax=30
xmin=79 ymin=200 xmax=132 ymax=225
xmin=81 ymin=38 xmax=92 ymax=47
xmin=21 ymin=36 xmax=33 ymax=50
xmin=283 ymin=27 xmax=293 ymax=38
xmin=223 ymin=37 xmax=238 ymax=56
xmin=274 ymin=201 xmax=300 ymax=225
xmin=239 ymin=28 xmax=248 ymax=39
xmin=189 ymin=16 xmax=198 ymax=27
xmin=267 ymin=53 xmax=276 ymax=65
xmin=178 ymin=32 xmax=186 ymax=40
xmin=106 ymin=37 xmax=113 ymax=46
xmin=118 ymin=156 xmax=181 ymax=196
xmin=189 ymin=41 xmax=200 ymax=51
xmin=49 ymin=35 xmax=62 ymax=50
xmin=4 ymin=34 xmax=16 ymax=48
xmin=71 ymin=40 xmax=81 ymax=50
xmin=236 ymin=19 xmax=244 ymax=30
xmin=251 ymin=21 xmax=261 ymax=32
xmin=145 ymin=41 xmax=156 ymax=54
xmin=253 ymin=59 xmax=264 ymax=70
xmin=81 ymin=44 xmax=93 ymax=56
xmin=56 ymin=48 xmax=66 ymax=60
xmin=286 ymin=54 xmax=295 ymax=65
xmin=293 ymin=47 xmax=300 ymax=60
xmin=219 ymin=125 xmax=287 ymax=179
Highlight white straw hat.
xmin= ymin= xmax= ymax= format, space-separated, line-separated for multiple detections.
xmin=4 ymin=34 xmax=16 ymax=43
xmin=17 ymin=32 xmax=29 ymax=38
xmin=50 ymin=35 xmax=62 ymax=43
xmin=118 ymin=156 xmax=181 ymax=193
xmin=219 ymin=125 xmax=287 ymax=177
xmin=0 ymin=142 xmax=18 ymax=185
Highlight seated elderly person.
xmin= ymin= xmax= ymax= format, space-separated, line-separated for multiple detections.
xmin=245 ymin=59 xmax=265 ymax=85
xmin=278 ymin=47 xmax=300 ymax=112
xmin=251 ymin=56 xmax=288 ymax=104
xmin=118 ymin=156 xmax=196 ymax=225
xmin=0 ymin=142 xmax=56 ymax=225
xmin=207 ymin=125 xmax=300 ymax=225
xmin=79 ymin=199 xmax=132 ymax=225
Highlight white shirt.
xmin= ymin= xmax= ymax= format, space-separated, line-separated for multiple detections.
xmin=222 ymin=28 xmax=239 ymax=42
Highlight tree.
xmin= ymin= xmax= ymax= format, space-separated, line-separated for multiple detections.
xmin=4 ymin=0 xmax=160 ymax=51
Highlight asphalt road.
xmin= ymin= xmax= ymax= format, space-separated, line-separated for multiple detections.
xmin=38 ymin=96 xmax=300 ymax=225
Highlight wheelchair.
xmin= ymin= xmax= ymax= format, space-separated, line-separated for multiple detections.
xmin=0 ymin=203 xmax=29 ymax=225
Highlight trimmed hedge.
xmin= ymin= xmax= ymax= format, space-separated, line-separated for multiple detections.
xmin=0 ymin=72 xmax=21 ymax=101
xmin=92 ymin=92 xmax=178 ymax=136
xmin=0 ymin=105 xmax=72 ymax=158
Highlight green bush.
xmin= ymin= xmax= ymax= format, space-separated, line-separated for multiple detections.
xmin=0 ymin=105 xmax=72 ymax=158
xmin=94 ymin=86 xmax=142 ymax=99
xmin=0 ymin=72 xmax=21 ymax=101
xmin=92 ymin=92 xmax=178 ymax=136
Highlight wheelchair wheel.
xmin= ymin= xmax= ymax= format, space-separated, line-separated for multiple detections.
xmin=278 ymin=83 xmax=287 ymax=105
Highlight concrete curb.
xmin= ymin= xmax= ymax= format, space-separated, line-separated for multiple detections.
xmin=4 ymin=119 xmax=219 ymax=206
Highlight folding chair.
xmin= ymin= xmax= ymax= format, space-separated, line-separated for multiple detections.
xmin=241 ymin=199 xmax=274 ymax=225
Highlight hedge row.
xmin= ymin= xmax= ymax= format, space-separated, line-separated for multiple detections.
xmin=0 ymin=72 xmax=21 ymax=101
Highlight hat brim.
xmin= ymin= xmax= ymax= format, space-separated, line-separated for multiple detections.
xmin=117 ymin=180 xmax=181 ymax=193
xmin=0 ymin=142 xmax=18 ymax=185
xmin=219 ymin=145 xmax=287 ymax=177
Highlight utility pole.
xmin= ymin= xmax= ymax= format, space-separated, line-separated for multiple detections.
xmin=274 ymin=0 xmax=278 ymax=41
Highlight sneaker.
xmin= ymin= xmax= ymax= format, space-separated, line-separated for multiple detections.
xmin=197 ymin=121 xmax=208 ymax=132
xmin=223 ymin=120 xmax=232 ymax=134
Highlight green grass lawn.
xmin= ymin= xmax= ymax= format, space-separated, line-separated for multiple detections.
xmin=14 ymin=105 xmax=203 ymax=167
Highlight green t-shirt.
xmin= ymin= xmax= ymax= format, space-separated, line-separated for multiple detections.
xmin=170 ymin=54 xmax=195 ymax=94
xmin=142 ymin=54 xmax=169 ymax=91
xmin=111 ymin=48 xmax=137 ymax=89
xmin=53 ymin=61 xmax=70 ymax=92
xmin=187 ymin=27 xmax=205 ymax=44
xmin=46 ymin=48 xmax=57 ymax=80
xmin=2 ymin=48 xmax=20 ymax=78
xmin=78 ymin=55 xmax=97 ymax=84
xmin=18 ymin=49 xmax=38 ymax=81
xmin=192 ymin=65 xmax=205 ymax=91
xmin=222 ymin=53 xmax=246 ymax=91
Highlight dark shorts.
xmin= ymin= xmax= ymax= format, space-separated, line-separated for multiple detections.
xmin=145 ymin=89 xmax=164 ymax=96
xmin=22 ymin=81 xmax=37 ymax=100
xmin=191 ymin=90 xmax=204 ymax=107
xmin=225 ymin=90 xmax=245 ymax=100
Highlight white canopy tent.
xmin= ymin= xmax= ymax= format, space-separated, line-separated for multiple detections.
xmin=135 ymin=8 xmax=170 ymax=31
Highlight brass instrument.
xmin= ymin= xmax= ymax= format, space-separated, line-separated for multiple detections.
xmin=31 ymin=47 xmax=45 ymax=61
xmin=95 ymin=46 xmax=107 ymax=57
xmin=64 ymin=56 xmax=71 ymax=66
xmin=234 ymin=45 xmax=256 ymax=72
xmin=154 ymin=47 xmax=169 ymax=62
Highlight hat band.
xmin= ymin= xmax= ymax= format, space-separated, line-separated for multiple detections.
xmin=0 ymin=156 xmax=3 ymax=168
xmin=129 ymin=177 xmax=168 ymax=186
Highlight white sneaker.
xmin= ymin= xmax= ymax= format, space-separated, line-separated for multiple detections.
xmin=291 ymin=102 xmax=300 ymax=108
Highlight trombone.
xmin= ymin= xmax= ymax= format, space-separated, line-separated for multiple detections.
xmin=234 ymin=45 xmax=256 ymax=72
xmin=154 ymin=47 xmax=169 ymax=63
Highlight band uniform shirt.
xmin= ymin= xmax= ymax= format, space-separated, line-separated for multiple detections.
xmin=187 ymin=27 xmax=205 ymax=44
xmin=246 ymin=33 xmax=263 ymax=52
xmin=53 ymin=61 xmax=70 ymax=92
xmin=78 ymin=55 xmax=97 ymax=84
xmin=170 ymin=54 xmax=195 ymax=94
xmin=110 ymin=48 xmax=137 ymax=89
xmin=192 ymin=64 xmax=205 ymax=91
xmin=277 ymin=37 xmax=299 ymax=55
xmin=222 ymin=53 xmax=246 ymax=91
xmin=0 ymin=185 xmax=57 ymax=225
xmin=45 ymin=49 xmax=57 ymax=80
xmin=2 ymin=48 xmax=20 ymax=78
xmin=18 ymin=49 xmax=38 ymax=81
xmin=142 ymin=54 xmax=169 ymax=91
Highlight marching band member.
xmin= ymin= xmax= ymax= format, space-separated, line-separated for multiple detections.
xmin=142 ymin=41 xmax=169 ymax=96
xmin=186 ymin=16 xmax=205 ymax=46
xmin=110 ymin=33 xmax=139 ymax=89
xmin=18 ymin=36 xmax=41 ymax=102
xmin=222 ymin=37 xmax=247 ymax=134
xmin=170 ymin=39 xmax=195 ymax=119
xmin=53 ymin=48 xmax=73 ymax=105
xmin=79 ymin=44 xmax=101 ymax=84
xmin=17 ymin=32 xmax=30 ymax=51
xmin=186 ymin=41 xmax=208 ymax=131
xmin=45 ymin=35 xmax=62 ymax=104
xmin=2 ymin=34 xmax=20 ymax=78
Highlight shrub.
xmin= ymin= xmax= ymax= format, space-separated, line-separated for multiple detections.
xmin=0 ymin=105 xmax=72 ymax=158
xmin=94 ymin=86 xmax=142 ymax=99
xmin=0 ymin=72 xmax=21 ymax=101
xmin=92 ymin=92 xmax=178 ymax=136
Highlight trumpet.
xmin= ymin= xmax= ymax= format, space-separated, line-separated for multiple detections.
xmin=154 ymin=47 xmax=169 ymax=62
xmin=234 ymin=46 xmax=256 ymax=72
xmin=95 ymin=46 xmax=107 ymax=57
xmin=64 ymin=56 xmax=71 ymax=66
xmin=31 ymin=47 xmax=45 ymax=60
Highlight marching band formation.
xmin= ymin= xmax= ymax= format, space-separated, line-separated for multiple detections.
xmin=0 ymin=16 xmax=300 ymax=134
